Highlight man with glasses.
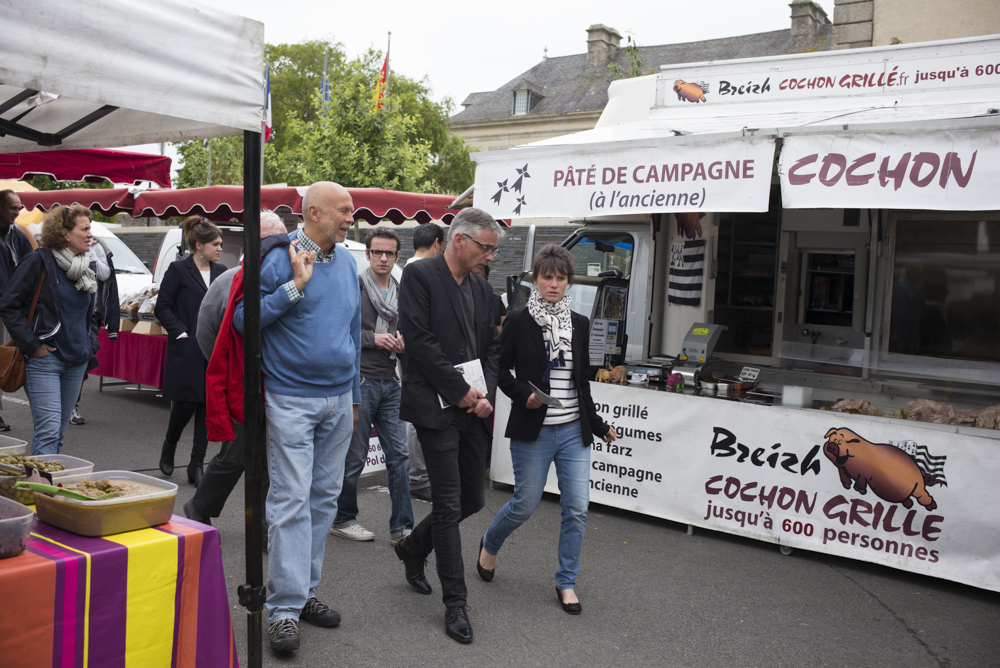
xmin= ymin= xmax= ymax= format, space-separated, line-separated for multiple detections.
xmin=394 ymin=208 xmax=504 ymax=644
xmin=329 ymin=227 xmax=414 ymax=545
xmin=0 ymin=190 xmax=33 ymax=432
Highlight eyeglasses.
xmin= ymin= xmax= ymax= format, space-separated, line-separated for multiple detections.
xmin=460 ymin=233 xmax=499 ymax=257
xmin=367 ymin=249 xmax=398 ymax=259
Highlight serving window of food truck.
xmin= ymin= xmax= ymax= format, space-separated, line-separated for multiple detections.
xmin=474 ymin=35 xmax=1000 ymax=594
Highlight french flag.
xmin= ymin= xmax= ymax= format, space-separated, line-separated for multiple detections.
xmin=263 ymin=65 xmax=272 ymax=142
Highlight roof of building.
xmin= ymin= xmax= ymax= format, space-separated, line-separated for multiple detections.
xmin=451 ymin=26 xmax=833 ymax=124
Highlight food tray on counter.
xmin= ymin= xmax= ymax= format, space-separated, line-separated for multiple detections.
xmin=33 ymin=471 xmax=177 ymax=537
xmin=0 ymin=435 xmax=28 ymax=457
xmin=0 ymin=495 xmax=33 ymax=559
xmin=34 ymin=454 xmax=94 ymax=479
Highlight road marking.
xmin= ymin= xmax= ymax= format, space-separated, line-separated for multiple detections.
xmin=3 ymin=396 xmax=29 ymax=406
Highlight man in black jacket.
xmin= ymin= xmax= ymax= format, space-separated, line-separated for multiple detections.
xmin=395 ymin=207 xmax=503 ymax=644
xmin=0 ymin=190 xmax=34 ymax=431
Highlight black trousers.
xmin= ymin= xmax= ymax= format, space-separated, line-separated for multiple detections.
xmin=189 ymin=421 xmax=270 ymax=518
xmin=165 ymin=401 xmax=207 ymax=465
xmin=406 ymin=411 xmax=487 ymax=608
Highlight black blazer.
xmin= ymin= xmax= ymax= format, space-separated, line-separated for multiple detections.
xmin=155 ymin=255 xmax=226 ymax=403
xmin=0 ymin=248 xmax=96 ymax=356
xmin=398 ymin=253 xmax=499 ymax=431
xmin=498 ymin=307 xmax=610 ymax=445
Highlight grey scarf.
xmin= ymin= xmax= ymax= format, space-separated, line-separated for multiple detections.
xmin=360 ymin=267 xmax=399 ymax=359
xmin=52 ymin=247 xmax=97 ymax=294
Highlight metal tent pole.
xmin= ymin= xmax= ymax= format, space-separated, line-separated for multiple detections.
xmin=238 ymin=130 xmax=265 ymax=668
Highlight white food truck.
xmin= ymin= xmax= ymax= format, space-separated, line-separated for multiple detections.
xmin=474 ymin=35 xmax=1000 ymax=593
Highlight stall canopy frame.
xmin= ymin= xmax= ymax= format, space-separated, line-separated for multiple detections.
xmin=0 ymin=1 xmax=269 ymax=665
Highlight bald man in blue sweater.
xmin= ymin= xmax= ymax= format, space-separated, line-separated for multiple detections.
xmin=234 ymin=181 xmax=361 ymax=653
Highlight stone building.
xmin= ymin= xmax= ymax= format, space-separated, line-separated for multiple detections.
xmin=451 ymin=0 xmax=1000 ymax=153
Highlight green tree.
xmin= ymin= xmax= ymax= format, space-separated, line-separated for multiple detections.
xmin=609 ymin=34 xmax=650 ymax=80
xmin=172 ymin=40 xmax=475 ymax=195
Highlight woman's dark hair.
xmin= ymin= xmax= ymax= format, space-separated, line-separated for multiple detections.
xmin=530 ymin=244 xmax=574 ymax=284
xmin=180 ymin=215 xmax=221 ymax=253
xmin=41 ymin=204 xmax=91 ymax=251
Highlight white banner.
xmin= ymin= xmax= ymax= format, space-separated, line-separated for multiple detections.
xmin=472 ymin=137 xmax=775 ymax=219
xmin=778 ymin=130 xmax=1000 ymax=210
xmin=656 ymin=36 xmax=1000 ymax=108
xmin=491 ymin=384 xmax=1000 ymax=592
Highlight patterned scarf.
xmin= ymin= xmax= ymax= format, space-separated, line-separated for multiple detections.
xmin=360 ymin=267 xmax=399 ymax=359
xmin=528 ymin=289 xmax=573 ymax=380
xmin=52 ymin=246 xmax=97 ymax=293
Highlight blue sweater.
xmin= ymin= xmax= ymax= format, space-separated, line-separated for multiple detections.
xmin=234 ymin=230 xmax=361 ymax=400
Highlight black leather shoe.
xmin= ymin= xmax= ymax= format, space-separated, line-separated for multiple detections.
xmin=445 ymin=605 xmax=473 ymax=643
xmin=159 ymin=440 xmax=176 ymax=476
xmin=394 ymin=535 xmax=432 ymax=595
xmin=187 ymin=463 xmax=203 ymax=486
xmin=476 ymin=536 xmax=494 ymax=582
xmin=556 ymin=587 xmax=582 ymax=615
xmin=183 ymin=498 xmax=212 ymax=526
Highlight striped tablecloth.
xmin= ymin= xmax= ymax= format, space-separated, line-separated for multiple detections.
xmin=0 ymin=515 xmax=238 ymax=668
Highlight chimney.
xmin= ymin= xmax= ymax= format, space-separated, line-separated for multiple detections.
xmin=586 ymin=24 xmax=622 ymax=69
xmin=789 ymin=0 xmax=831 ymax=50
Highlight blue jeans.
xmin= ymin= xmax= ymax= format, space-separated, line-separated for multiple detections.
xmin=483 ymin=420 xmax=590 ymax=590
xmin=264 ymin=390 xmax=353 ymax=622
xmin=334 ymin=377 xmax=412 ymax=537
xmin=24 ymin=353 xmax=88 ymax=455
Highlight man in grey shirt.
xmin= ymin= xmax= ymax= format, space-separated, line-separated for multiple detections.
xmin=183 ymin=210 xmax=287 ymax=524
xmin=329 ymin=227 xmax=414 ymax=544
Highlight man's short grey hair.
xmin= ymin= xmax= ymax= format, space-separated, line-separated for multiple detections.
xmin=447 ymin=207 xmax=505 ymax=246
xmin=259 ymin=209 xmax=287 ymax=237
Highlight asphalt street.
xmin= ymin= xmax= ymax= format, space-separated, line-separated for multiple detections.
xmin=5 ymin=379 xmax=999 ymax=667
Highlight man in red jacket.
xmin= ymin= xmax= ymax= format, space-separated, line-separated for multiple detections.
xmin=184 ymin=210 xmax=287 ymax=525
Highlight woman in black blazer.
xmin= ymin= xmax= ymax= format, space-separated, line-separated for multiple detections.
xmin=154 ymin=216 xmax=225 ymax=485
xmin=477 ymin=245 xmax=617 ymax=615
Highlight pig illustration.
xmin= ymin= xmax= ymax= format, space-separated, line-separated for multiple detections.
xmin=674 ymin=80 xmax=706 ymax=103
xmin=823 ymin=428 xmax=941 ymax=510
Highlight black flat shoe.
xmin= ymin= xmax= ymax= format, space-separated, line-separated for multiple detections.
xmin=159 ymin=440 xmax=176 ymax=476
xmin=476 ymin=536 xmax=495 ymax=582
xmin=394 ymin=535 xmax=432 ymax=595
xmin=556 ymin=587 xmax=582 ymax=615
xmin=445 ymin=605 xmax=473 ymax=644
xmin=187 ymin=463 xmax=203 ymax=486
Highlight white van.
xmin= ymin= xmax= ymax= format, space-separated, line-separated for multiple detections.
xmin=152 ymin=226 xmax=402 ymax=284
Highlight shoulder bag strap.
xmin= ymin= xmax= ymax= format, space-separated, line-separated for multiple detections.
xmin=27 ymin=266 xmax=46 ymax=323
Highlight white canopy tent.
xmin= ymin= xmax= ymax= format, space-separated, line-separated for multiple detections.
xmin=0 ymin=0 xmax=263 ymax=151
xmin=1 ymin=2 xmax=268 ymax=664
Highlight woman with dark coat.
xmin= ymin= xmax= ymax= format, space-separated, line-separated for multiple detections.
xmin=155 ymin=216 xmax=225 ymax=485
xmin=477 ymin=245 xmax=617 ymax=615
xmin=0 ymin=204 xmax=98 ymax=455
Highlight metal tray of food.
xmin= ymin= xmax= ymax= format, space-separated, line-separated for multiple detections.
xmin=33 ymin=471 xmax=177 ymax=537
xmin=34 ymin=454 xmax=94 ymax=479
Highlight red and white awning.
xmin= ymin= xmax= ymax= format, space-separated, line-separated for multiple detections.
xmin=17 ymin=187 xmax=135 ymax=216
xmin=0 ymin=149 xmax=171 ymax=187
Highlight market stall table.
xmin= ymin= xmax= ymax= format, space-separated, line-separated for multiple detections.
xmin=92 ymin=330 xmax=167 ymax=391
xmin=0 ymin=515 xmax=238 ymax=668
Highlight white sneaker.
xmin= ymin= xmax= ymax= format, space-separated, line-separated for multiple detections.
xmin=329 ymin=523 xmax=375 ymax=541
xmin=389 ymin=529 xmax=412 ymax=546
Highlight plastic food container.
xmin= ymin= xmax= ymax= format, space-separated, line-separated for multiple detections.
xmin=0 ymin=495 xmax=33 ymax=559
xmin=0 ymin=471 xmax=33 ymax=505
xmin=34 ymin=455 xmax=94 ymax=479
xmin=0 ymin=435 xmax=28 ymax=457
xmin=33 ymin=471 xmax=177 ymax=537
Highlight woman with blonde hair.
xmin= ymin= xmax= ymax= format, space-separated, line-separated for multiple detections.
xmin=0 ymin=204 xmax=99 ymax=455
xmin=155 ymin=215 xmax=225 ymax=485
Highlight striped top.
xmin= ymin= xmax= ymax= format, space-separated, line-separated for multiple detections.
xmin=542 ymin=342 xmax=580 ymax=425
